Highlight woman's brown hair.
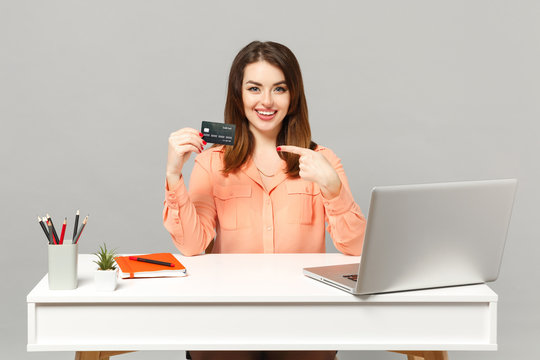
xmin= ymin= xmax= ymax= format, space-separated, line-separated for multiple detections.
xmin=222 ymin=41 xmax=316 ymax=177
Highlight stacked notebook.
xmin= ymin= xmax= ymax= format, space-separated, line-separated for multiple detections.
xmin=115 ymin=253 xmax=187 ymax=279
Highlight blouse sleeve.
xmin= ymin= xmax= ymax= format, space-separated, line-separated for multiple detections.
xmin=163 ymin=153 xmax=217 ymax=256
xmin=317 ymin=147 xmax=366 ymax=256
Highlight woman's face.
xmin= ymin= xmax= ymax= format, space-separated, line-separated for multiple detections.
xmin=242 ymin=61 xmax=290 ymax=138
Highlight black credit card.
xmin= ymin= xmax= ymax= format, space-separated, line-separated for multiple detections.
xmin=201 ymin=121 xmax=236 ymax=145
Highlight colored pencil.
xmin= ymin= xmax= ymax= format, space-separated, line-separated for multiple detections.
xmin=47 ymin=220 xmax=55 ymax=245
xmin=73 ymin=215 xmax=88 ymax=244
xmin=46 ymin=214 xmax=60 ymax=245
xmin=60 ymin=218 xmax=67 ymax=244
xmin=38 ymin=216 xmax=50 ymax=244
xmin=73 ymin=210 xmax=79 ymax=241
xmin=72 ymin=215 xmax=84 ymax=243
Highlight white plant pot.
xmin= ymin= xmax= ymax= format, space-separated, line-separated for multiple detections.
xmin=94 ymin=268 xmax=118 ymax=291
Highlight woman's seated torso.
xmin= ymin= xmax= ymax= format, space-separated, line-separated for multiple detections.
xmin=193 ymin=145 xmax=335 ymax=254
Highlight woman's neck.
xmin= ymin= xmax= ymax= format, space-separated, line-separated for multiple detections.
xmin=249 ymin=124 xmax=281 ymax=155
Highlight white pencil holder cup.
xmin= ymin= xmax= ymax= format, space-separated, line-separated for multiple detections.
xmin=48 ymin=242 xmax=78 ymax=290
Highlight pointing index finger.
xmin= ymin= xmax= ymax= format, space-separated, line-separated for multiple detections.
xmin=277 ymin=145 xmax=310 ymax=155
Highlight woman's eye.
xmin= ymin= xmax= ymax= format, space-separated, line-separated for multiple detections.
xmin=275 ymin=86 xmax=287 ymax=93
xmin=248 ymin=86 xmax=259 ymax=92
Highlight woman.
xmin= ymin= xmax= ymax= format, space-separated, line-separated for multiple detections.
xmin=164 ymin=41 xmax=366 ymax=360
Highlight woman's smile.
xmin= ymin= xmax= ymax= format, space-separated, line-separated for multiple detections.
xmin=255 ymin=108 xmax=278 ymax=120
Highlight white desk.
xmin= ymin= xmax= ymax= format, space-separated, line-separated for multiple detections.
xmin=27 ymin=254 xmax=497 ymax=359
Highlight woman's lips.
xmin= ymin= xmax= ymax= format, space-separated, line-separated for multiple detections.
xmin=255 ymin=109 xmax=277 ymax=121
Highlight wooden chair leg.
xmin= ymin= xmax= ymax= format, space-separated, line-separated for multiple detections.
xmin=422 ymin=351 xmax=448 ymax=360
xmin=75 ymin=351 xmax=135 ymax=360
xmin=389 ymin=351 xmax=449 ymax=360
xmin=75 ymin=352 xmax=100 ymax=360
xmin=390 ymin=351 xmax=425 ymax=359
xmin=99 ymin=351 xmax=135 ymax=360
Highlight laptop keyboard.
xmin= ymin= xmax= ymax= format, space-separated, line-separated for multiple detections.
xmin=343 ymin=274 xmax=358 ymax=281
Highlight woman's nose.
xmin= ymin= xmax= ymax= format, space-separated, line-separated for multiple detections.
xmin=261 ymin=91 xmax=273 ymax=108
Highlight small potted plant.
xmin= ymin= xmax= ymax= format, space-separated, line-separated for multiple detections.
xmin=93 ymin=243 xmax=118 ymax=291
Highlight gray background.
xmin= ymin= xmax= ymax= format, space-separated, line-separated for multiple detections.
xmin=1 ymin=1 xmax=538 ymax=359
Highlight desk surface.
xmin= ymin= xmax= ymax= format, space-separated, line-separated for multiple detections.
xmin=27 ymin=254 xmax=498 ymax=351
xmin=28 ymin=253 xmax=497 ymax=303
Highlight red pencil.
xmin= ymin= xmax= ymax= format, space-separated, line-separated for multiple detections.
xmin=60 ymin=218 xmax=67 ymax=244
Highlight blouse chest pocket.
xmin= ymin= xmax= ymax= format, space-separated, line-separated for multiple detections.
xmin=213 ymin=184 xmax=252 ymax=230
xmin=286 ymin=181 xmax=320 ymax=225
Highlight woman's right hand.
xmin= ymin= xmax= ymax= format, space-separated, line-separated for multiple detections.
xmin=166 ymin=128 xmax=206 ymax=185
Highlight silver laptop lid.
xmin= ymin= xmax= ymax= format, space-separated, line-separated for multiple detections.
xmin=355 ymin=179 xmax=517 ymax=294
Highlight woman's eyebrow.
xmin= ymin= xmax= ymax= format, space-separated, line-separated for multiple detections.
xmin=245 ymin=80 xmax=287 ymax=86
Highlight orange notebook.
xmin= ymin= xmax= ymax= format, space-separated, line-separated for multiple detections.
xmin=114 ymin=253 xmax=187 ymax=279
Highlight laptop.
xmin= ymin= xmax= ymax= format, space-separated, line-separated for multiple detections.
xmin=303 ymin=179 xmax=517 ymax=295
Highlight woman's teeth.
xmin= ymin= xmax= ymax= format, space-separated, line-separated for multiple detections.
xmin=256 ymin=110 xmax=276 ymax=116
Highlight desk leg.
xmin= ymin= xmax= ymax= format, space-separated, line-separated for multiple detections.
xmin=75 ymin=351 xmax=135 ymax=360
xmin=390 ymin=351 xmax=449 ymax=360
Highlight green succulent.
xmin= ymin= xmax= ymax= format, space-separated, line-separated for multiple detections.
xmin=93 ymin=243 xmax=117 ymax=270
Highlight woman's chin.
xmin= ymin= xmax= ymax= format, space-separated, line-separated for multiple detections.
xmin=248 ymin=120 xmax=283 ymax=136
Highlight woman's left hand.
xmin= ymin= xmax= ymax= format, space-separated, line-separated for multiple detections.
xmin=278 ymin=146 xmax=342 ymax=199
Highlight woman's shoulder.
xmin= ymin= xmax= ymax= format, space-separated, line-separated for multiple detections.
xmin=314 ymin=144 xmax=338 ymax=157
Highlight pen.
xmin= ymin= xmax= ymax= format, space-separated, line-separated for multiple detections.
xmin=60 ymin=218 xmax=67 ymax=244
xmin=37 ymin=216 xmax=50 ymax=243
xmin=73 ymin=215 xmax=88 ymax=244
xmin=129 ymin=256 xmax=175 ymax=267
xmin=73 ymin=210 xmax=79 ymax=241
